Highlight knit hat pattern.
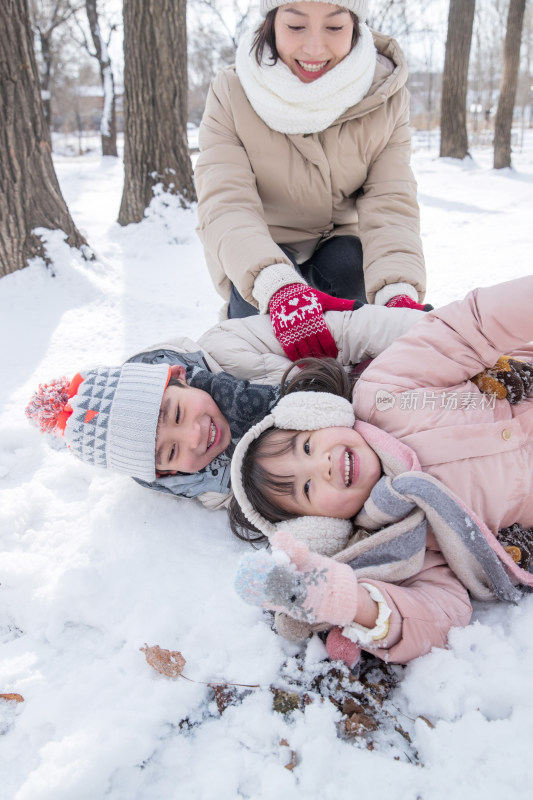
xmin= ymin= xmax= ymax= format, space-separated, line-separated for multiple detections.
xmin=27 ymin=362 xmax=170 ymax=483
xmin=260 ymin=0 xmax=370 ymax=19
xmin=65 ymin=366 xmax=122 ymax=469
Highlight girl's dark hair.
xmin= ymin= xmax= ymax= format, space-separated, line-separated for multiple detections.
xmin=251 ymin=9 xmax=361 ymax=66
xmin=280 ymin=356 xmax=354 ymax=401
xmin=228 ymin=357 xmax=355 ymax=545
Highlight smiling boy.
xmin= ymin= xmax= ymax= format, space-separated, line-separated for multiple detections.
xmin=155 ymin=366 xmax=234 ymax=475
xmin=27 ymin=346 xmax=281 ymax=509
xmin=26 ymin=304 xmax=429 ymax=509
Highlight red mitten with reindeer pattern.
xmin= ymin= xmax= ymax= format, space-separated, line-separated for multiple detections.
xmin=269 ymin=283 xmax=360 ymax=361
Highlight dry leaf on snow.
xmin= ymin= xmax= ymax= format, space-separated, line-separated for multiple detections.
xmin=140 ymin=644 xmax=186 ymax=678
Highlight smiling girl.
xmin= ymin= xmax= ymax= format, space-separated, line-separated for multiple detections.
xmin=229 ymin=277 xmax=533 ymax=666
xmin=243 ymin=423 xmax=381 ymax=520
xmin=196 ymin=1 xmax=430 ymax=358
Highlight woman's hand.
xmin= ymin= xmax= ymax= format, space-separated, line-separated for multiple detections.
xmin=269 ymin=283 xmax=362 ymax=361
xmin=385 ymin=294 xmax=434 ymax=312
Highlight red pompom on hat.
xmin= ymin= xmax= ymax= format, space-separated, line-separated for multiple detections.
xmin=25 ymin=376 xmax=75 ymax=435
xmin=25 ymin=363 xmax=171 ymax=482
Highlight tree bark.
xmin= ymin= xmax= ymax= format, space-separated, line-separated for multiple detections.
xmin=118 ymin=0 xmax=196 ymax=226
xmin=38 ymin=30 xmax=53 ymax=128
xmin=439 ymin=0 xmax=476 ymax=158
xmin=85 ymin=0 xmax=118 ymax=157
xmin=494 ymin=0 xmax=527 ymax=169
xmin=0 ymin=0 xmax=87 ymax=277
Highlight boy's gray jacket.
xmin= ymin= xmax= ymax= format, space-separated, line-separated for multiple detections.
xmin=129 ymin=305 xmax=423 ymax=510
xmin=195 ymin=31 xmax=425 ymax=308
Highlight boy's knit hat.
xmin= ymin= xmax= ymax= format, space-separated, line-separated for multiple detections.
xmin=230 ymin=391 xmax=356 ymax=555
xmin=26 ymin=363 xmax=171 ymax=482
xmin=260 ymin=0 xmax=369 ymax=20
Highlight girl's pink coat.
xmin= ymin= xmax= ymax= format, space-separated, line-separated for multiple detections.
xmin=352 ymin=276 xmax=533 ymax=663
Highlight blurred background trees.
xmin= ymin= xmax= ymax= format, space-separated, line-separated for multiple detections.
xmin=75 ymin=0 xmax=119 ymax=156
xmin=29 ymin=0 xmax=122 ymax=155
xmin=0 ymin=0 xmax=87 ymax=276
xmin=2 ymin=0 xmax=532 ymax=275
xmin=24 ymin=0 xmax=533 ymax=161
xmin=440 ymin=0 xmax=476 ymax=158
xmin=494 ymin=0 xmax=528 ymax=166
xmin=118 ymin=0 xmax=196 ymax=225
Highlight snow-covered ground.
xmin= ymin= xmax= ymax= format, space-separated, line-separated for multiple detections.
xmin=1 ymin=131 xmax=533 ymax=799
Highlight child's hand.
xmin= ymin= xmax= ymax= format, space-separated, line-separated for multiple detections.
xmin=235 ymin=531 xmax=359 ymax=626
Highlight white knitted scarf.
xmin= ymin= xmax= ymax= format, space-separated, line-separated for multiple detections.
xmin=235 ymin=23 xmax=377 ymax=134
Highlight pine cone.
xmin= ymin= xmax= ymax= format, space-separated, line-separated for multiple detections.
xmin=498 ymin=523 xmax=533 ymax=572
xmin=472 ymin=356 xmax=533 ymax=404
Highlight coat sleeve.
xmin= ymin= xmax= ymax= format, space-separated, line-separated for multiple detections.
xmin=195 ymin=71 xmax=294 ymax=305
xmin=349 ymin=548 xmax=473 ymax=664
xmin=356 ymin=87 xmax=426 ymax=304
xmin=197 ymin=304 xmax=425 ymax=385
xmin=195 ymin=491 xmax=232 ymax=511
xmin=358 ymin=276 xmax=533 ymax=395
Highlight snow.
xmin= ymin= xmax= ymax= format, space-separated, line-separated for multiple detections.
xmin=1 ymin=132 xmax=533 ymax=799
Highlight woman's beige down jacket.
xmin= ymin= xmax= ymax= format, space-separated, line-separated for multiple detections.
xmin=195 ymin=31 xmax=425 ymax=308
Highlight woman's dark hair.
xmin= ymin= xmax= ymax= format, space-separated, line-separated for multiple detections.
xmin=251 ymin=9 xmax=360 ymax=66
xmin=228 ymin=357 xmax=355 ymax=545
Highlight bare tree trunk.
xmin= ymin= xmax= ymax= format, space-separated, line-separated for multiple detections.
xmin=118 ymin=0 xmax=196 ymax=226
xmin=85 ymin=0 xmax=117 ymax=157
xmin=0 ymin=0 xmax=88 ymax=277
xmin=440 ymin=0 xmax=476 ymax=158
xmin=494 ymin=0 xmax=527 ymax=168
xmin=39 ymin=30 xmax=53 ymax=127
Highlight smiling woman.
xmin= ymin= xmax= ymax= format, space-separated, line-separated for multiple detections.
xmin=269 ymin=4 xmax=356 ymax=82
xmin=195 ymin=0 xmax=430 ymax=352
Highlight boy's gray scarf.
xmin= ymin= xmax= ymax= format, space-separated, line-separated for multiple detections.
xmin=334 ymin=421 xmax=533 ymax=602
xmin=188 ymin=366 xmax=280 ymax=444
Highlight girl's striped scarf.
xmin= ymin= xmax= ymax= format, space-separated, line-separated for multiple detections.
xmin=334 ymin=421 xmax=533 ymax=602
